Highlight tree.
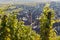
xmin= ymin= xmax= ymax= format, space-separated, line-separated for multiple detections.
xmin=40 ymin=4 xmax=57 ymax=40
xmin=0 ymin=6 xmax=40 ymax=40
xmin=16 ymin=21 xmax=40 ymax=40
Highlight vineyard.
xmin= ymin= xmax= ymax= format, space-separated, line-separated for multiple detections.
xmin=0 ymin=3 xmax=60 ymax=40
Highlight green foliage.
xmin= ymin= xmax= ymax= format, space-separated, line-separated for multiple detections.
xmin=40 ymin=4 xmax=57 ymax=40
xmin=57 ymin=36 xmax=60 ymax=40
xmin=0 ymin=7 xmax=40 ymax=40
xmin=16 ymin=21 xmax=40 ymax=40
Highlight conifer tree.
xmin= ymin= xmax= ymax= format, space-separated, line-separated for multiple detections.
xmin=40 ymin=4 xmax=57 ymax=40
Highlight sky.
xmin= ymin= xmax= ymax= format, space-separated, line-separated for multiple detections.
xmin=0 ymin=0 xmax=60 ymax=4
